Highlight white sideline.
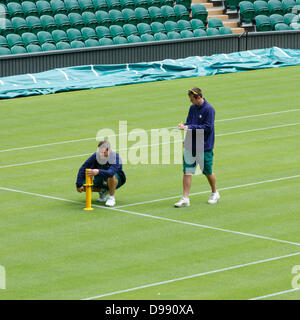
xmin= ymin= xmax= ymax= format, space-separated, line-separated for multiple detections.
xmin=1 ymin=121 xmax=300 ymax=169
xmin=250 ymin=288 xmax=300 ymax=300
xmin=1 ymin=174 xmax=300 ymax=248
xmin=1 ymin=108 xmax=299 ymax=153
xmin=81 ymin=251 xmax=300 ymax=300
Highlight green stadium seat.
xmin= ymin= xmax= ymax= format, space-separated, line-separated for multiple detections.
xmin=12 ymin=17 xmax=29 ymax=34
xmin=193 ymin=28 xmax=207 ymax=37
xmin=153 ymin=31 xmax=168 ymax=40
xmin=40 ymin=15 xmax=57 ymax=32
xmin=137 ymin=22 xmax=152 ymax=34
xmin=239 ymin=1 xmax=255 ymax=24
xmin=22 ymin=32 xmax=39 ymax=46
xmin=54 ymin=14 xmax=71 ymax=31
xmin=269 ymin=13 xmax=284 ymax=28
xmin=160 ymin=0 xmax=174 ymax=7
xmin=177 ymin=19 xmax=192 ymax=31
xmin=207 ymin=17 xmax=224 ymax=29
xmin=99 ymin=37 xmax=113 ymax=44
xmin=37 ymin=30 xmax=55 ymax=44
xmin=161 ymin=5 xmax=176 ymax=22
xmin=85 ymin=38 xmax=100 ymax=46
xmin=290 ymin=18 xmax=300 ymax=29
xmin=109 ymin=9 xmax=125 ymax=26
xmin=69 ymin=12 xmax=85 ymax=29
xmin=151 ymin=21 xmax=166 ymax=33
xmin=127 ymin=34 xmax=142 ymax=42
xmin=135 ymin=7 xmax=151 ymax=23
xmin=253 ymin=1 xmax=269 ymax=16
xmin=107 ymin=0 xmax=122 ymax=10
xmin=191 ymin=4 xmax=208 ymax=22
xmin=268 ymin=0 xmax=283 ymax=15
xmin=26 ymin=16 xmax=43 ymax=34
xmin=141 ymin=33 xmax=155 ymax=42
xmin=95 ymin=10 xmax=111 ymax=26
xmin=122 ymin=8 xmax=138 ymax=25
xmin=173 ymin=4 xmax=189 ymax=21
xmin=0 ymin=47 xmax=11 ymax=55
xmin=36 ymin=1 xmax=53 ymax=16
xmin=70 ymin=39 xmax=85 ymax=47
xmin=11 ymin=45 xmax=27 ymax=53
xmin=109 ymin=24 xmax=125 ymax=37
xmin=176 ymin=0 xmax=192 ymax=10
xmin=180 ymin=29 xmax=194 ymax=38
xmin=123 ymin=23 xmax=138 ymax=36
xmin=6 ymin=33 xmax=23 ymax=47
xmin=255 ymin=14 xmax=272 ymax=30
xmin=64 ymin=0 xmax=81 ymax=13
xmin=112 ymin=35 xmax=128 ymax=43
xmin=190 ymin=18 xmax=205 ymax=30
xmin=56 ymin=41 xmax=71 ymax=49
xmin=164 ymin=20 xmax=179 ymax=32
xmin=0 ymin=19 xmax=15 ymax=36
xmin=219 ymin=26 xmax=233 ymax=34
xmin=22 ymin=1 xmax=38 ymax=17
xmin=7 ymin=2 xmax=23 ymax=18
xmin=133 ymin=0 xmax=148 ymax=9
xmin=140 ymin=33 xmax=154 ymax=41
xmin=50 ymin=0 xmax=67 ymax=15
xmin=0 ymin=4 xmax=8 ymax=17
xmin=96 ymin=25 xmax=111 ymax=38
xmin=282 ymin=0 xmax=296 ymax=13
xmin=78 ymin=0 xmax=94 ymax=12
xmin=41 ymin=42 xmax=57 ymax=51
xmin=284 ymin=12 xmax=297 ymax=24
xmin=52 ymin=29 xmax=68 ymax=42
xmin=148 ymin=6 xmax=164 ymax=23
xmin=81 ymin=26 xmax=97 ymax=40
xmin=26 ymin=44 xmax=42 ymax=52
xmin=67 ymin=27 xmax=83 ymax=41
xmin=93 ymin=0 xmax=109 ymax=11
xmin=225 ymin=0 xmax=239 ymax=11
xmin=0 ymin=35 xmax=9 ymax=47
xmin=206 ymin=27 xmax=220 ymax=36
xmin=82 ymin=11 xmax=98 ymax=28
xmin=274 ymin=22 xmax=290 ymax=29
xmin=167 ymin=30 xmax=181 ymax=39
xmin=120 ymin=0 xmax=135 ymax=10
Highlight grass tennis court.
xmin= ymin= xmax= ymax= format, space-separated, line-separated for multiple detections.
xmin=0 ymin=65 xmax=300 ymax=300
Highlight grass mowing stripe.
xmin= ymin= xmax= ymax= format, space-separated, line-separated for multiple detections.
xmin=1 ymin=174 xmax=300 ymax=248
xmin=1 ymin=107 xmax=299 ymax=153
xmin=1 ymin=121 xmax=300 ymax=169
xmin=249 ymin=288 xmax=300 ymax=300
xmin=82 ymin=251 xmax=300 ymax=300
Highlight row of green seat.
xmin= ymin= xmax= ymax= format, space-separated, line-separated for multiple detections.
xmin=255 ymin=12 xmax=300 ymax=29
xmin=239 ymin=0 xmax=300 ymax=24
xmin=226 ymin=0 xmax=300 ymax=12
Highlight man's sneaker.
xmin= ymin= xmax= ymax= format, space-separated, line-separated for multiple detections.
xmin=208 ymin=191 xmax=220 ymax=204
xmin=105 ymin=196 xmax=116 ymax=207
xmin=174 ymin=197 xmax=190 ymax=208
xmin=98 ymin=190 xmax=108 ymax=203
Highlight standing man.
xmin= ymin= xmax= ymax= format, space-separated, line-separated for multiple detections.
xmin=76 ymin=140 xmax=126 ymax=207
xmin=175 ymin=87 xmax=220 ymax=207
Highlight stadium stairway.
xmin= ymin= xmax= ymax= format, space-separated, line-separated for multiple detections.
xmin=192 ymin=0 xmax=246 ymax=33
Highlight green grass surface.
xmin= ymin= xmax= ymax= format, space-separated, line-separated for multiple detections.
xmin=0 ymin=66 xmax=300 ymax=300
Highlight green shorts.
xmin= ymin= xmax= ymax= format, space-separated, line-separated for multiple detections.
xmin=183 ymin=150 xmax=214 ymax=175
xmin=83 ymin=173 xmax=124 ymax=190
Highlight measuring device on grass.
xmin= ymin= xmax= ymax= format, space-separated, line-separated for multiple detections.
xmin=83 ymin=169 xmax=94 ymax=211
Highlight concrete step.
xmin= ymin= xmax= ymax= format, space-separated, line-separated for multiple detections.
xmin=208 ymin=14 xmax=229 ymax=20
xmin=207 ymin=8 xmax=224 ymax=15
xmin=223 ymin=21 xmax=238 ymax=27
xmin=203 ymin=2 xmax=214 ymax=8
xmin=192 ymin=0 xmax=207 ymax=3
xmin=231 ymin=27 xmax=245 ymax=34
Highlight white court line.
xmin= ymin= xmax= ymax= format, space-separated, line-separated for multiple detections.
xmin=27 ymin=74 xmax=37 ymax=84
xmin=1 ymin=121 xmax=300 ymax=169
xmin=250 ymin=288 xmax=300 ymax=300
xmin=56 ymin=69 xmax=69 ymax=81
xmin=1 ymin=108 xmax=299 ymax=153
xmin=1 ymin=174 xmax=300 ymax=248
xmin=82 ymin=251 xmax=300 ymax=300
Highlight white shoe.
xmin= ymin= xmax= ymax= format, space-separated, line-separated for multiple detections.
xmin=98 ymin=190 xmax=108 ymax=203
xmin=208 ymin=191 xmax=220 ymax=204
xmin=174 ymin=197 xmax=190 ymax=207
xmin=105 ymin=196 xmax=116 ymax=207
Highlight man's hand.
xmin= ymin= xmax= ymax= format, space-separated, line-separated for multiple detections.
xmin=77 ymin=186 xmax=85 ymax=193
xmin=87 ymin=169 xmax=99 ymax=177
xmin=178 ymin=123 xmax=188 ymax=130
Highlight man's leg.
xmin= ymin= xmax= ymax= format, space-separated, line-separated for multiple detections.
xmin=107 ymin=175 xmax=118 ymax=196
xmin=183 ymin=174 xmax=192 ymax=198
xmin=205 ymin=173 xmax=216 ymax=193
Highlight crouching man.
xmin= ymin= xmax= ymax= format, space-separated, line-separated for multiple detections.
xmin=76 ymin=140 xmax=126 ymax=207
